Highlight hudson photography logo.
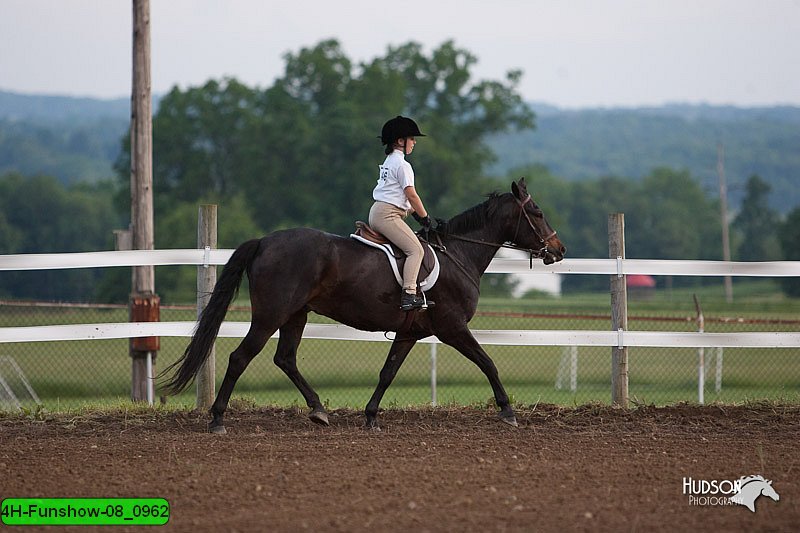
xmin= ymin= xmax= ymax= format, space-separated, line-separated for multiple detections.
xmin=682 ymin=475 xmax=780 ymax=512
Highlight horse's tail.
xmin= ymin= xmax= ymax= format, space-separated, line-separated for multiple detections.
xmin=160 ymin=238 xmax=263 ymax=395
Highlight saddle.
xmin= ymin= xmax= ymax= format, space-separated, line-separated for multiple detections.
xmin=351 ymin=221 xmax=440 ymax=292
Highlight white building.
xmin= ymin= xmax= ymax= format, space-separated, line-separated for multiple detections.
xmin=494 ymin=248 xmax=562 ymax=297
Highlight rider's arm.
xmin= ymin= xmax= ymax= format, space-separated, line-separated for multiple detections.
xmin=404 ymin=186 xmax=428 ymax=218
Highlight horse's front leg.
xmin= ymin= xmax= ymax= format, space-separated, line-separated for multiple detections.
xmin=438 ymin=327 xmax=517 ymax=427
xmin=365 ymin=336 xmax=418 ymax=429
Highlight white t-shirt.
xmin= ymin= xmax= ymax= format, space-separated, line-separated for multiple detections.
xmin=372 ymin=150 xmax=414 ymax=210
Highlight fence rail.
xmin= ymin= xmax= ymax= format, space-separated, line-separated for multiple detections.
xmin=2 ymin=321 xmax=799 ymax=349
xmin=2 ymin=249 xmax=800 ymax=276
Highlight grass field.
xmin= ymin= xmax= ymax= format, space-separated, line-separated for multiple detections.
xmin=1 ymin=279 xmax=798 ymax=412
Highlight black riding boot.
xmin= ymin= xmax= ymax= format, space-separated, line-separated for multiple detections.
xmin=400 ymin=292 xmax=434 ymax=311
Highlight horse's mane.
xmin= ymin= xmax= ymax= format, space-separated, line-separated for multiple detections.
xmin=738 ymin=475 xmax=768 ymax=485
xmin=444 ymin=192 xmax=504 ymax=235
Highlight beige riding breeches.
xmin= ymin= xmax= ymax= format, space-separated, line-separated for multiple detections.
xmin=368 ymin=201 xmax=424 ymax=294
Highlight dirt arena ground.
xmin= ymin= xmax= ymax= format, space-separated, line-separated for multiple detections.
xmin=1 ymin=402 xmax=798 ymax=532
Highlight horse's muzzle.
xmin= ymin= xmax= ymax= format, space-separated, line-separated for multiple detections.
xmin=542 ymin=242 xmax=566 ymax=265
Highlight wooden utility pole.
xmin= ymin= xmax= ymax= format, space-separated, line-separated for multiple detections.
xmin=609 ymin=213 xmax=629 ymax=407
xmin=717 ymin=144 xmax=734 ymax=303
xmin=130 ymin=0 xmax=158 ymax=404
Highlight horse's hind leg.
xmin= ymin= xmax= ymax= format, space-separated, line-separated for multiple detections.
xmin=209 ymin=326 xmax=274 ymax=434
xmin=273 ymin=310 xmax=328 ymax=425
xmin=364 ymin=336 xmax=418 ymax=429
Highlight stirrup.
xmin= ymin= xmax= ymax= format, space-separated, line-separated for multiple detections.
xmin=420 ymin=291 xmax=435 ymax=309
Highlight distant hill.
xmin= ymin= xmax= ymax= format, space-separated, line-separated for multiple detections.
xmin=0 ymin=117 xmax=124 ymax=182
xmin=487 ymin=103 xmax=800 ymax=213
xmin=0 ymin=90 xmax=130 ymax=123
xmin=1 ymin=90 xmax=798 ymax=212
xmin=0 ymin=90 xmax=132 ymax=183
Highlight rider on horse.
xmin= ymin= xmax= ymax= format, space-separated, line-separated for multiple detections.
xmin=369 ymin=116 xmax=435 ymax=311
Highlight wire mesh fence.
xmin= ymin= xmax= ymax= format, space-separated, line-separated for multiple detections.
xmin=0 ymin=299 xmax=798 ymax=411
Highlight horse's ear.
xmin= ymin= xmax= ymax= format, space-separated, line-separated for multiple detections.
xmin=511 ymin=178 xmax=528 ymax=199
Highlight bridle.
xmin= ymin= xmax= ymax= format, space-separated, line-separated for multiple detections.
xmin=430 ymin=194 xmax=557 ymax=264
xmin=423 ymin=194 xmax=558 ymax=290
xmin=511 ymin=194 xmax=558 ymax=255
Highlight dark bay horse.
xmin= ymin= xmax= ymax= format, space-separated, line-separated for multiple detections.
xmin=162 ymin=178 xmax=566 ymax=432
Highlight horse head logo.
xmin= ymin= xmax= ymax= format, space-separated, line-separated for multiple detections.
xmin=730 ymin=475 xmax=780 ymax=513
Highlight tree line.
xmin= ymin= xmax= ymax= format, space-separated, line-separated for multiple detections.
xmin=1 ymin=39 xmax=798 ymax=301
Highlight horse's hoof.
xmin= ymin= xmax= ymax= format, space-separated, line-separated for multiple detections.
xmin=364 ymin=419 xmax=381 ymax=431
xmin=500 ymin=416 xmax=519 ymax=428
xmin=309 ymin=409 xmax=329 ymax=426
xmin=209 ymin=424 xmax=227 ymax=435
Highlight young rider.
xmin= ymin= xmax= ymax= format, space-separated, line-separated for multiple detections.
xmin=369 ymin=116 xmax=435 ymax=311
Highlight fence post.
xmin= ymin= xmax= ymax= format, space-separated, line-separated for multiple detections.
xmin=196 ymin=205 xmax=218 ymax=409
xmin=609 ymin=213 xmax=629 ymax=407
xmin=430 ymin=342 xmax=438 ymax=406
xmin=694 ymin=294 xmax=705 ymax=404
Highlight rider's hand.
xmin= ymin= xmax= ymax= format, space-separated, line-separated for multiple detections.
xmin=412 ymin=212 xmax=432 ymax=228
xmin=414 ymin=214 xmax=432 ymax=241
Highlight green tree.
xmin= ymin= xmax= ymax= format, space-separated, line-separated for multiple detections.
xmin=155 ymin=79 xmax=258 ymax=202
xmin=368 ymin=41 xmax=534 ymax=217
xmin=549 ymin=175 xmax=643 ymax=293
xmin=0 ymin=173 xmax=122 ymax=300
xmin=504 ymin=166 xmax=722 ymax=293
xmin=628 ymin=168 xmax=720 ymax=261
xmin=126 ymin=39 xmax=535 ymax=237
xmin=245 ymin=39 xmax=374 ymax=231
xmin=733 ymin=174 xmax=781 ymax=261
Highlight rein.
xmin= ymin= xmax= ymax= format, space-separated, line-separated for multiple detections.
xmin=430 ymin=194 xmax=556 ymax=269
xmin=427 ymin=233 xmax=481 ymax=291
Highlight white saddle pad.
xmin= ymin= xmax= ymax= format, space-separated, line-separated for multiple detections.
xmin=350 ymin=235 xmax=440 ymax=292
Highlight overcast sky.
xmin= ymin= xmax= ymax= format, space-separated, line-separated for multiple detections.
xmin=1 ymin=0 xmax=798 ymax=108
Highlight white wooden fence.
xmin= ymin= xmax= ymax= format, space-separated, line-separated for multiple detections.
xmin=1 ymin=248 xmax=799 ymax=405
xmin=2 ymin=248 xmax=798 ymax=338
xmin=2 ymin=249 xmax=799 ymax=346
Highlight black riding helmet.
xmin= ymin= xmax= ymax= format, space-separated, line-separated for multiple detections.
xmin=379 ymin=116 xmax=426 ymax=146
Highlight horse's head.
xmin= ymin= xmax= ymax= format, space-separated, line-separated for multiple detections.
xmin=761 ymin=480 xmax=780 ymax=502
xmin=732 ymin=475 xmax=781 ymax=512
xmin=509 ymin=178 xmax=566 ymax=265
